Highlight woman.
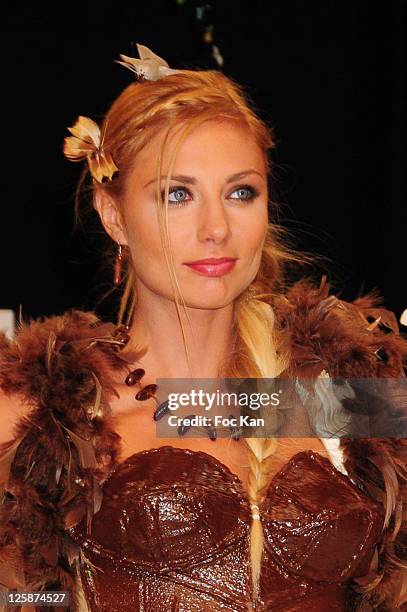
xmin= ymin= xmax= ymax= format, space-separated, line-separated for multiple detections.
xmin=0 ymin=44 xmax=407 ymax=611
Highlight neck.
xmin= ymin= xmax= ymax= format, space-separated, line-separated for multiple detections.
xmin=124 ymin=291 xmax=236 ymax=379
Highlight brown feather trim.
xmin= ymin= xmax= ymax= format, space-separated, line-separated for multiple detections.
xmin=272 ymin=275 xmax=407 ymax=379
xmin=341 ymin=438 xmax=407 ymax=610
xmin=0 ymin=310 xmax=140 ymax=610
xmin=272 ymin=275 xmax=407 ymax=610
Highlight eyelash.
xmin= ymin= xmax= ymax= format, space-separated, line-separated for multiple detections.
xmin=160 ymin=184 xmax=260 ymax=207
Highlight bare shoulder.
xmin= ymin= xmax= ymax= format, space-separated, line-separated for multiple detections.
xmin=0 ymin=387 xmax=32 ymax=446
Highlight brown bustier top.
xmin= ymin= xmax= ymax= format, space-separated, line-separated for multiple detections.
xmin=68 ymin=445 xmax=384 ymax=612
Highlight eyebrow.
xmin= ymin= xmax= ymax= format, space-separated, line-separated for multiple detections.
xmin=143 ymin=169 xmax=264 ymax=189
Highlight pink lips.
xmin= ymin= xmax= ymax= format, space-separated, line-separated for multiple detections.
xmin=183 ymin=258 xmax=237 ymax=277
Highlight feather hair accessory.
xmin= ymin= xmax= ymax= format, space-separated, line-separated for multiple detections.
xmin=63 ymin=115 xmax=118 ymax=183
xmin=117 ymin=42 xmax=182 ymax=81
xmin=63 ymin=44 xmax=180 ymax=181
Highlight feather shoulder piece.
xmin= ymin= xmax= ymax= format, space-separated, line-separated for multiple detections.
xmin=272 ymin=275 xmax=407 ymax=609
xmin=0 ymin=310 xmax=138 ymax=608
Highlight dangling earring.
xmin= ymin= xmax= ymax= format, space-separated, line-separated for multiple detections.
xmin=114 ymin=243 xmax=124 ymax=286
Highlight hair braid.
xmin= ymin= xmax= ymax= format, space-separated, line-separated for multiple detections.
xmin=246 ymin=437 xmax=279 ymax=602
xmin=231 ymin=296 xmax=288 ymax=605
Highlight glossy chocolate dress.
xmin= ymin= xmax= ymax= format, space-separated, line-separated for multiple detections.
xmin=68 ymin=445 xmax=384 ymax=611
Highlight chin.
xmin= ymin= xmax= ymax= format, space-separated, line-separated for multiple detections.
xmin=180 ymin=294 xmax=235 ymax=310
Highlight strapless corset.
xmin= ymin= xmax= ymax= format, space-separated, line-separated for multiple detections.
xmin=68 ymin=446 xmax=384 ymax=612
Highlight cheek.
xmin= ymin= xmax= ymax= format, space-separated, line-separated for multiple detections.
xmin=236 ymin=212 xmax=268 ymax=255
xmin=124 ymin=208 xmax=166 ymax=267
xmin=165 ymin=214 xmax=197 ymax=257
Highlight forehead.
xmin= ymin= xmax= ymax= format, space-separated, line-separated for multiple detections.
xmin=130 ymin=119 xmax=266 ymax=181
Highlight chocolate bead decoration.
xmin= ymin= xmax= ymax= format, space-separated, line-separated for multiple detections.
xmin=177 ymin=415 xmax=196 ymax=437
xmin=112 ymin=324 xmax=131 ymax=350
xmin=153 ymin=400 xmax=171 ymax=421
xmin=177 ymin=416 xmax=217 ymax=440
xmin=115 ymin=324 xmax=239 ymax=443
xmin=120 ymin=332 xmax=131 ymax=345
xmin=205 ymin=425 xmax=217 ymax=441
xmin=135 ymin=384 xmax=158 ymax=401
xmin=113 ymin=323 xmax=129 ymax=335
xmin=228 ymin=414 xmax=243 ymax=440
xmin=125 ymin=368 xmax=146 ymax=386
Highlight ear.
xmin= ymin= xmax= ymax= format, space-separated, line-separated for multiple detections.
xmin=93 ymin=189 xmax=128 ymax=246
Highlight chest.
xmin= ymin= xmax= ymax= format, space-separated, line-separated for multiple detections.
xmin=69 ymin=445 xmax=384 ymax=612
xmin=107 ymin=392 xmax=332 ymax=495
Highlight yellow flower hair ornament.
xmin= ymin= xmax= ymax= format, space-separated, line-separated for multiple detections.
xmin=63 ymin=115 xmax=118 ymax=183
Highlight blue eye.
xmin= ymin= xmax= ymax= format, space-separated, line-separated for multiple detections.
xmin=161 ymin=187 xmax=191 ymax=206
xmin=230 ymin=185 xmax=259 ymax=201
xmin=160 ymin=184 xmax=260 ymax=207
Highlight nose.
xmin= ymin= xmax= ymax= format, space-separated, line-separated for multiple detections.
xmin=196 ymin=197 xmax=231 ymax=244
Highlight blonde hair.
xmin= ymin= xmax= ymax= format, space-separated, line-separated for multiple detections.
xmin=74 ymin=67 xmax=325 ymax=606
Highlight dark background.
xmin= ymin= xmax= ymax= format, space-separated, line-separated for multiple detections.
xmin=1 ymin=1 xmax=406 ymax=322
